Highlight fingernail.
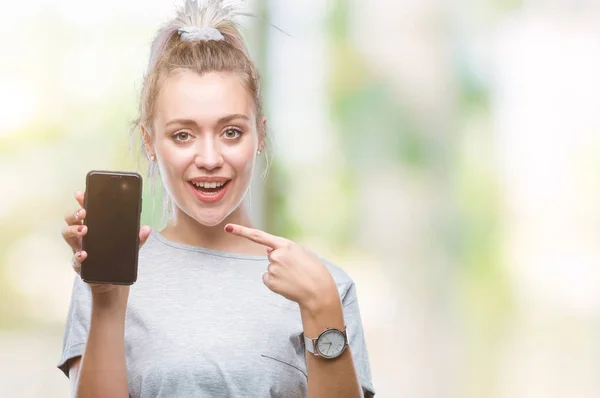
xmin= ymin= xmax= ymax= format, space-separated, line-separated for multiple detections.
xmin=74 ymin=210 xmax=79 ymax=220
xmin=225 ymin=225 xmax=234 ymax=233
xmin=76 ymin=251 xmax=81 ymax=257
xmin=77 ymin=226 xmax=83 ymax=233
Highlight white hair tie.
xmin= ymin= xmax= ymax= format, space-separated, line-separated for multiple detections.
xmin=178 ymin=26 xmax=225 ymax=42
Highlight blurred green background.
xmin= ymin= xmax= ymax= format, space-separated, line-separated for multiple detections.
xmin=2 ymin=0 xmax=600 ymax=397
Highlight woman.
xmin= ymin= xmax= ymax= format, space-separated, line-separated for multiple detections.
xmin=57 ymin=1 xmax=375 ymax=397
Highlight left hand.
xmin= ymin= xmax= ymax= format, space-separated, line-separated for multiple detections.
xmin=225 ymin=223 xmax=339 ymax=309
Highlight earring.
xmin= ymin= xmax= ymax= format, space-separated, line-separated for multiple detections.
xmin=257 ymin=150 xmax=262 ymax=155
xmin=150 ymin=155 xmax=155 ymax=161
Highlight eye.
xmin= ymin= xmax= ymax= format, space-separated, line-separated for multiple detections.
xmin=222 ymin=127 xmax=243 ymax=140
xmin=172 ymin=131 xmax=192 ymax=142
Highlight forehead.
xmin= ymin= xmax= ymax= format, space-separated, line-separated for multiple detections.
xmin=155 ymin=70 xmax=254 ymax=126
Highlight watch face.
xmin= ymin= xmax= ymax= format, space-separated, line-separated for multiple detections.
xmin=316 ymin=329 xmax=346 ymax=359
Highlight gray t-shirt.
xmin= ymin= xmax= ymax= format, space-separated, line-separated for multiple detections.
xmin=57 ymin=230 xmax=375 ymax=397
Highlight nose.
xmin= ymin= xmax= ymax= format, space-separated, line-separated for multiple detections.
xmin=194 ymin=137 xmax=223 ymax=171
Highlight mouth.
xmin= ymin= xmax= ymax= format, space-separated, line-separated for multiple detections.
xmin=188 ymin=180 xmax=231 ymax=203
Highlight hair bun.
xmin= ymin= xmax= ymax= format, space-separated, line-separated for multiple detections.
xmin=147 ymin=0 xmax=250 ymax=71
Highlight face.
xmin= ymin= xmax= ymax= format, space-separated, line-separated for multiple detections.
xmin=147 ymin=70 xmax=263 ymax=227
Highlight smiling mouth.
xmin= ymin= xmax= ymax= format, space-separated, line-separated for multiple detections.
xmin=189 ymin=180 xmax=230 ymax=195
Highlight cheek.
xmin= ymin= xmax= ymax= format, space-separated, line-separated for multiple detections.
xmin=156 ymin=141 xmax=193 ymax=180
xmin=227 ymin=144 xmax=256 ymax=178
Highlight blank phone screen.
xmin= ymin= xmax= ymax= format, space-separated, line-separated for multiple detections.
xmin=82 ymin=172 xmax=142 ymax=284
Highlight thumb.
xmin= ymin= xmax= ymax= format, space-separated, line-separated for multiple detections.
xmin=138 ymin=226 xmax=152 ymax=249
xmin=262 ymin=272 xmax=278 ymax=294
xmin=262 ymin=272 xmax=272 ymax=288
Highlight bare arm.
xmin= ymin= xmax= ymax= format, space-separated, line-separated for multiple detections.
xmin=301 ymin=292 xmax=363 ymax=398
xmin=71 ymin=288 xmax=130 ymax=398
xmin=221 ymin=224 xmax=365 ymax=397
xmin=61 ymin=191 xmax=151 ymax=398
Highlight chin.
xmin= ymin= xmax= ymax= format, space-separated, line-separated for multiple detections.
xmin=192 ymin=212 xmax=227 ymax=227
xmin=189 ymin=205 xmax=234 ymax=227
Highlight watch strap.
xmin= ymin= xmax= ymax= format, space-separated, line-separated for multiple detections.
xmin=304 ymin=334 xmax=317 ymax=354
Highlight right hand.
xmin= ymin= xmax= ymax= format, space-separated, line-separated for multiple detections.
xmin=62 ymin=191 xmax=152 ymax=296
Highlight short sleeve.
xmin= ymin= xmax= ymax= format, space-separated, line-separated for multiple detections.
xmin=342 ymin=283 xmax=376 ymax=397
xmin=57 ymin=274 xmax=92 ymax=378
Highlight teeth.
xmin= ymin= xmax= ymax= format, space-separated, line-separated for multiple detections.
xmin=192 ymin=181 xmax=226 ymax=189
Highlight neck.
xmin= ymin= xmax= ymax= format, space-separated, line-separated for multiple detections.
xmin=160 ymin=202 xmax=266 ymax=256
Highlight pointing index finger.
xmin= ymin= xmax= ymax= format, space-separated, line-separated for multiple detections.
xmin=225 ymin=224 xmax=287 ymax=249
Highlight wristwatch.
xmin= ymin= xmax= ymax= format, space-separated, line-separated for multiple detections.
xmin=304 ymin=326 xmax=348 ymax=359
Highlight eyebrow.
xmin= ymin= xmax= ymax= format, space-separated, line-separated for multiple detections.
xmin=164 ymin=114 xmax=250 ymax=128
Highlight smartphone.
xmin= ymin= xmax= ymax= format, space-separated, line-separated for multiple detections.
xmin=81 ymin=171 xmax=143 ymax=285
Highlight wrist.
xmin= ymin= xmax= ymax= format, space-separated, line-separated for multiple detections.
xmin=91 ymin=286 xmax=129 ymax=311
xmin=299 ymin=284 xmax=340 ymax=316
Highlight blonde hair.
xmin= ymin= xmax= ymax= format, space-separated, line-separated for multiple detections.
xmin=130 ymin=0 xmax=268 ymax=222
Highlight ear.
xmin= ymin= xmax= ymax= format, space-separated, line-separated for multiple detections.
xmin=141 ymin=124 xmax=155 ymax=159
